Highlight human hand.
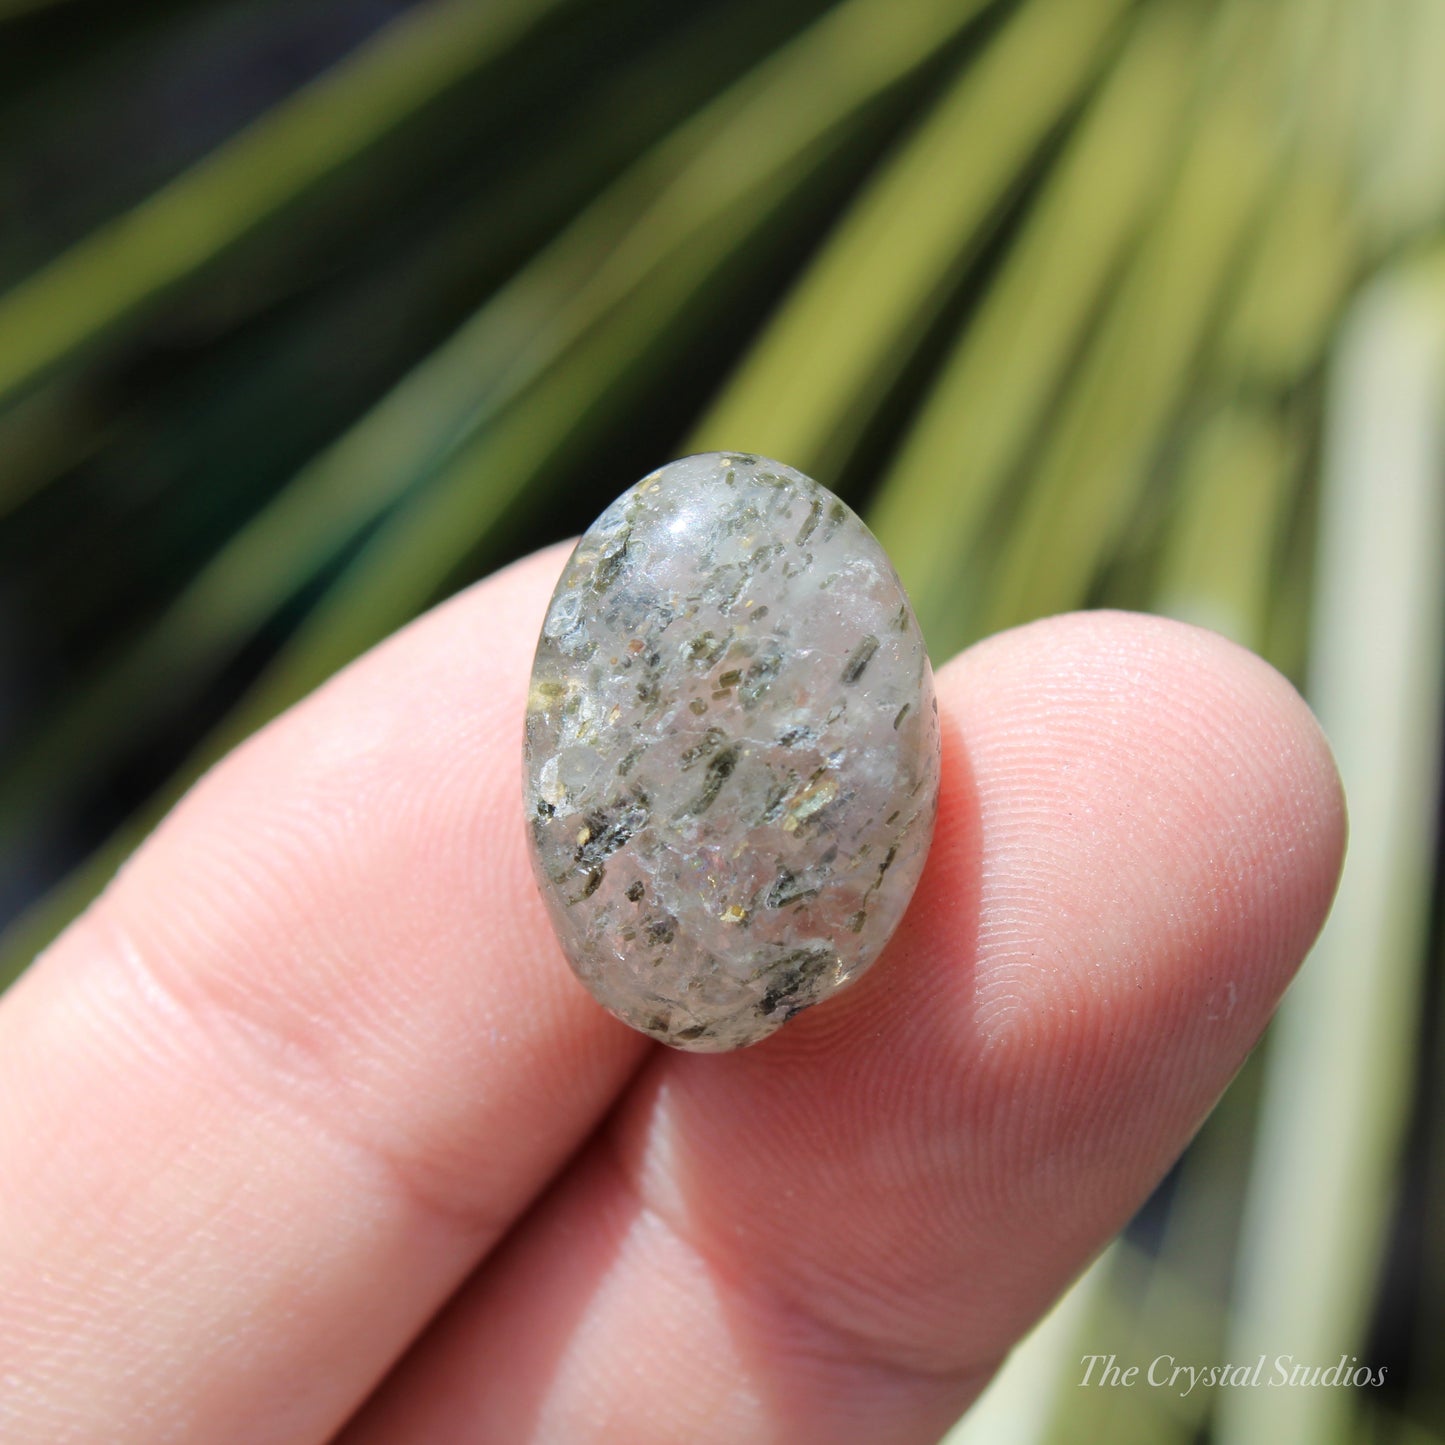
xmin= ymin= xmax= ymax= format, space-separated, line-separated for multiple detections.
xmin=0 ymin=544 xmax=1344 ymax=1443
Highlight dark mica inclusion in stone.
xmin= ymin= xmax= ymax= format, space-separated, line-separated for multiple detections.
xmin=523 ymin=453 xmax=940 ymax=1050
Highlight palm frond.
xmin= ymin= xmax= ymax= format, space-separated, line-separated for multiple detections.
xmin=0 ymin=5 xmax=1441 ymax=1439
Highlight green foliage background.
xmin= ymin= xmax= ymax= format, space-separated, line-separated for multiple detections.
xmin=1 ymin=0 xmax=1442 ymax=1440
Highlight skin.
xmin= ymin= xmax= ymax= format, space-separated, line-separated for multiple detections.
xmin=0 ymin=543 xmax=1345 ymax=1444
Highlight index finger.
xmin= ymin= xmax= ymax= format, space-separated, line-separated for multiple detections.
xmin=0 ymin=545 xmax=646 ymax=1444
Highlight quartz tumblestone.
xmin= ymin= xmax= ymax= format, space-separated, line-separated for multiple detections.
xmin=523 ymin=452 xmax=941 ymax=1051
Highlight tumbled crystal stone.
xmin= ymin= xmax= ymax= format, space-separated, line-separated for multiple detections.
xmin=523 ymin=452 xmax=940 ymax=1051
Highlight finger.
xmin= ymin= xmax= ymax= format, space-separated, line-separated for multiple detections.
xmin=343 ymin=610 xmax=1345 ymax=1444
xmin=0 ymin=545 xmax=651 ymax=1444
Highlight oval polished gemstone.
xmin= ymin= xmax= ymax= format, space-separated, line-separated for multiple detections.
xmin=523 ymin=452 xmax=940 ymax=1051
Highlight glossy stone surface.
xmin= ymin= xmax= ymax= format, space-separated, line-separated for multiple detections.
xmin=523 ymin=452 xmax=940 ymax=1050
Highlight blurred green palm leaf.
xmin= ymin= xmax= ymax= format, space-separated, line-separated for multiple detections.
xmin=1 ymin=1 xmax=1442 ymax=1440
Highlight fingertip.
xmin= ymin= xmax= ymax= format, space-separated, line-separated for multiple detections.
xmin=902 ymin=612 xmax=1347 ymax=1213
xmin=933 ymin=610 xmax=1343 ymax=989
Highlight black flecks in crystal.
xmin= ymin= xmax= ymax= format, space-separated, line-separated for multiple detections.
xmin=575 ymin=792 xmax=650 ymax=870
xmin=686 ymin=630 xmax=729 ymax=667
xmin=679 ymin=727 xmax=728 ymax=771
xmin=763 ymin=869 xmax=820 ymax=909
xmin=757 ymin=946 xmax=834 ymax=1017
xmin=678 ymin=746 xmax=738 ymax=818
xmin=591 ymin=527 xmax=632 ymax=594
xmin=569 ymin=867 xmax=605 ymax=904
xmin=795 ymin=495 xmax=823 ymax=547
xmin=841 ymin=635 xmax=880 ymax=685
xmin=738 ymin=648 xmax=783 ymax=708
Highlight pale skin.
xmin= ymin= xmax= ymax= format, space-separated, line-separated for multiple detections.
xmin=0 ymin=543 xmax=1345 ymax=1443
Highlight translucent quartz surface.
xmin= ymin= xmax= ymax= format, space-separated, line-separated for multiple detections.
xmin=524 ymin=453 xmax=940 ymax=1050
